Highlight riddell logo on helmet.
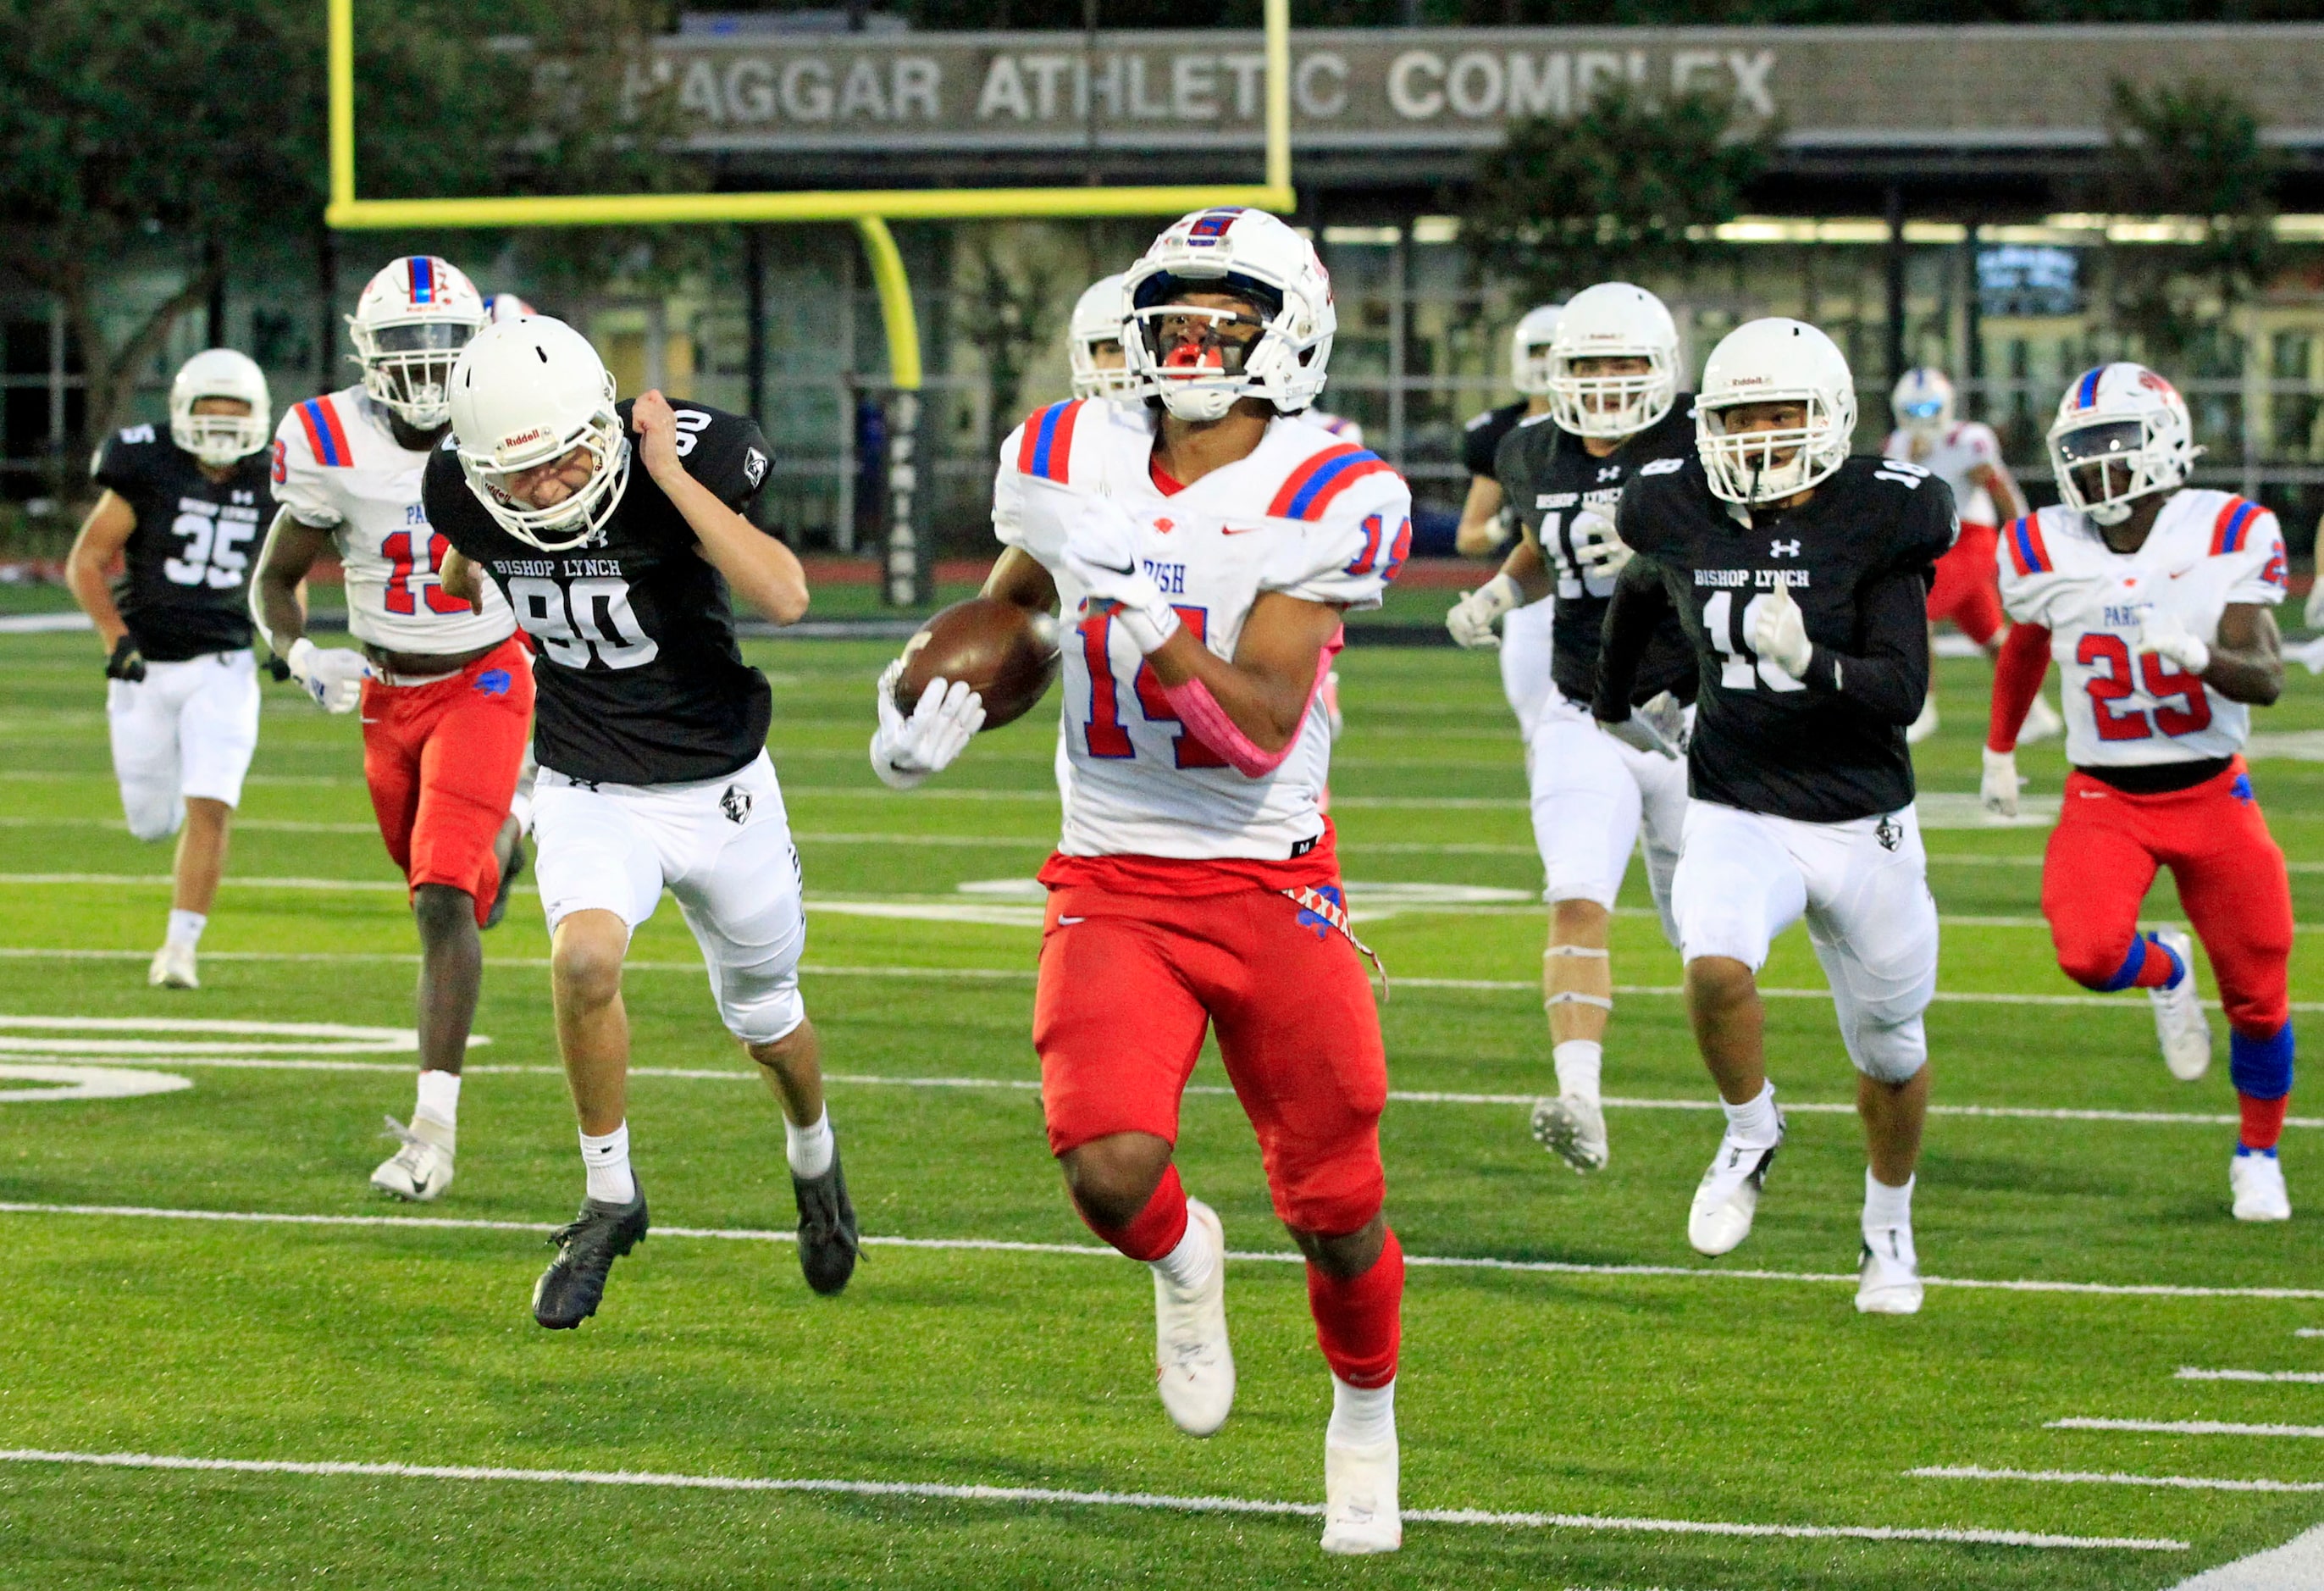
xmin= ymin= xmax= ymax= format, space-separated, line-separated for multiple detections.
xmin=501 ymin=428 xmax=549 ymax=448
xmin=1730 ymin=374 xmax=1772 ymax=386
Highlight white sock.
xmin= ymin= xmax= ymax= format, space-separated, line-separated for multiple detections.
xmin=1722 ymin=1081 xmax=1780 ymax=1146
xmin=166 ymin=909 xmax=207 ymax=949
xmin=1552 ymin=1039 xmax=1603 ymax=1101
xmin=579 ymin=1122 xmax=636 ymax=1205
xmin=1326 ymin=1374 xmax=1397 ymax=1450
xmin=785 ymin=1109 xmax=834 ymax=1178
xmin=1864 ymin=1168 xmax=1915 ymax=1235
xmin=414 ymin=1068 xmax=461 ymax=1133
xmin=1150 ymin=1209 xmax=1217 ymax=1294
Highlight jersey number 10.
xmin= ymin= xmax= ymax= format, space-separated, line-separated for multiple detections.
xmin=1702 ymin=589 xmax=1807 ymax=693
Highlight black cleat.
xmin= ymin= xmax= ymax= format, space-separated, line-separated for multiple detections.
xmin=793 ymin=1145 xmax=860 ymax=1296
xmin=533 ymin=1186 xmax=648 ymax=1328
xmin=484 ymin=837 xmax=527 ymax=931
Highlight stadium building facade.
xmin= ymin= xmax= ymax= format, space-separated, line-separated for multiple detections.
xmin=11 ymin=22 xmax=2324 ymax=556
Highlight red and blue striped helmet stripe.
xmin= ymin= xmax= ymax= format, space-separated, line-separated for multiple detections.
xmin=408 ymin=256 xmax=436 ymax=306
xmin=1268 ymin=443 xmax=1393 ymax=521
xmin=2211 ymin=497 xmax=2260 ymax=555
xmin=1015 ymin=400 xmax=1081 ymax=483
xmin=1186 ymin=208 xmax=1245 ymax=247
xmin=2073 ymin=366 xmax=2103 ymax=410
xmin=294 ymin=397 xmax=353 ymax=468
xmin=2005 ymin=513 xmax=2051 ymax=575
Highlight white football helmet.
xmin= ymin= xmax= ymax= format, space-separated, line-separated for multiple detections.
xmin=1509 ymin=305 xmax=1562 ymax=396
xmin=1067 ymin=274 xmax=1140 ymax=402
xmin=348 ymin=257 xmax=487 ymax=430
xmin=1546 ymin=283 xmax=1680 ymax=439
xmin=1696 ymin=319 xmax=1857 ymax=506
xmin=1120 ymin=208 xmax=1335 ymax=422
xmin=1891 ymin=367 xmax=1955 ymax=436
xmin=2047 ymin=363 xmax=2201 ymax=526
xmin=447 ymin=317 xmax=630 ymax=552
xmin=168 ymin=349 xmax=271 ymax=468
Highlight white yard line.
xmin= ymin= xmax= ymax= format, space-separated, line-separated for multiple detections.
xmin=0 ymin=1447 xmax=2183 ymax=1550
xmin=3 ymin=1200 xmax=2319 ymax=1300
xmin=2177 ymin=1368 xmax=2324 ymax=1384
xmin=1912 ymin=1466 xmax=2324 ymax=1494
xmin=2047 ymin=1418 xmax=2324 ymax=1439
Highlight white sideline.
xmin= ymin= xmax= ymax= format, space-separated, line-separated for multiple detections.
xmin=4 ymin=1200 xmax=2321 ymax=1300
xmin=2168 ymin=1523 xmax=2324 ymax=1589
xmin=16 ymin=1049 xmax=2316 ymax=1134
xmin=2048 ymin=1418 xmax=2324 ymax=1439
xmin=3 ymin=944 xmax=2318 ymax=1018
xmin=0 ymin=1447 xmax=2187 ymax=1550
xmin=2177 ymin=1368 xmax=2324 ymax=1384
xmin=1913 ymin=1465 xmax=2324 ymax=1494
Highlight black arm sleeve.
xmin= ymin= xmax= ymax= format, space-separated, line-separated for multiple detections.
xmin=1591 ymin=557 xmax=1674 ymax=722
xmin=1798 ymin=564 xmax=1930 ymax=725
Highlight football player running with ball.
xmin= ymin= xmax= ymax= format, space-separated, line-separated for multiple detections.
xmin=1984 ymin=365 xmax=2296 ymax=1221
xmin=1445 ymin=283 xmax=1700 ymax=1173
xmin=428 ymin=317 xmax=854 ymax=1325
xmin=66 ymin=350 xmax=274 ymax=989
xmin=1595 ymin=319 xmax=1956 ymax=1315
xmin=252 ymin=258 xmax=530 ymax=1204
xmin=872 ymin=208 xmax=1414 ymax=1555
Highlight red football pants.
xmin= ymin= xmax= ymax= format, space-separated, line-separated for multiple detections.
xmin=361 ymin=636 xmax=533 ymax=928
xmin=1927 ymin=520 xmax=2004 ymax=646
xmin=2042 ymin=758 xmax=2293 ymax=1038
xmin=1033 ymin=883 xmax=1389 ymax=1237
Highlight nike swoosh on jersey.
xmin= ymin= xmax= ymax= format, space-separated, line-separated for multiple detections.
xmin=1057 ymin=915 xmax=1086 ymax=925
xmin=1221 ymin=525 xmax=1264 ymax=535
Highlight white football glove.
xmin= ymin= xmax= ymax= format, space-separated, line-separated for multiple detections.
xmin=2138 ymin=607 xmax=2211 ymax=676
xmin=1062 ymin=497 xmax=1179 ymax=653
xmin=1601 ymin=690 xmax=1688 ymax=760
xmin=869 ymin=661 xmax=985 ymax=792
xmin=285 ymin=636 xmax=373 ymax=714
xmin=1749 ymin=584 xmax=1814 ymax=678
xmin=1567 ymin=508 xmax=1632 ymax=578
xmin=1980 ymin=745 xmax=2022 ymax=819
xmin=1446 ymin=572 xmax=1522 ymax=650
xmin=2305 ymin=575 xmax=2324 ymax=633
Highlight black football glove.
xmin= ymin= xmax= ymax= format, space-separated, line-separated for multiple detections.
xmin=104 ymin=634 xmax=146 ymax=683
xmin=264 ymin=652 xmax=292 ymax=683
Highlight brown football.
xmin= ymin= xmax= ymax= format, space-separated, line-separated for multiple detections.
xmin=894 ymin=596 xmax=1062 ymax=730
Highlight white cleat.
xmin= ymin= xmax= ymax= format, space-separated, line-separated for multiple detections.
xmin=2020 ymin=691 xmax=2066 ymax=745
xmin=1906 ymin=694 xmax=1939 ymax=745
xmin=1531 ymin=1092 xmax=1609 ymax=1173
xmin=1154 ymin=1198 xmax=1235 ymax=1437
xmin=2232 ymin=1152 xmax=2293 ymax=1222
xmin=2149 ymin=927 xmax=2212 ymax=1081
xmin=1856 ymin=1225 xmax=1925 ymax=1315
xmin=1688 ymin=1111 xmax=1784 ymax=1257
xmin=147 ymin=941 xmax=198 ymax=990
xmin=1320 ymin=1439 xmax=1402 ymax=1555
xmin=370 ymin=1116 xmax=455 ymax=1202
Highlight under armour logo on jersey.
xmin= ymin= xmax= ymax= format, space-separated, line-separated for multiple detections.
xmin=721 ymin=785 xmax=751 ymax=824
xmin=1876 ymin=815 xmax=1901 ymax=852
xmin=1596 ymin=465 xmax=1621 ymax=482
xmin=1770 ymin=539 xmax=1801 ymax=557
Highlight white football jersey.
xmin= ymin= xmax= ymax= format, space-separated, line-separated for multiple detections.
xmin=995 ymin=399 xmax=1411 ymax=862
xmin=1997 ymin=491 xmax=2288 ymax=767
xmin=1884 ymin=422 xmax=2002 ymax=525
xmin=271 ymin=386 xmax=514 ymax=654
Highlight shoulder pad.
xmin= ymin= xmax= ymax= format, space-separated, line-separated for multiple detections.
xmin=1266 ymin=441 xmax=1397 ymax=523
xmin=283 ymin=396 xmax=356 ymax=468
xmin=1011 ymin=398 xmax=1098 ymax=486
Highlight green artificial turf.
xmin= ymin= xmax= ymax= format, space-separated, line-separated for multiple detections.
xmin=0 ymin=629 xmax=2319 ymax=1589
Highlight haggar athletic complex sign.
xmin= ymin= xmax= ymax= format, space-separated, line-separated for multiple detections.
xmin=628 ymin=25 xmax=2324 ymax=153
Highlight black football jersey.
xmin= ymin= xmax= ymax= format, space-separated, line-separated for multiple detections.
xmin=423 ymin=399 xmax=779 ymax=786
xmin=1494 ymin=397 xmax=1700 ymax=707
xmin=1461 ymin=400 xmax=1529 ymax=480
xmin=1610 ymin=454 xmax=1957 ymax=823
xmin=90 ymin=424 xmax=270 ymax=662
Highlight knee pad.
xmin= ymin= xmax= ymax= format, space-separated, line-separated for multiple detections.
xmin=1847 ymin=1010 xmax=1928 ymax=1085
xmin=716 ymin=955 xmax=806 ymax=1047
xmin=121 ymin=790 xmax=184 ymax=844
xmin=2230 ymin=1023 xmax=2294 ymax=1101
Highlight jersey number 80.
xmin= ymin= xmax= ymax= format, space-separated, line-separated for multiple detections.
xmin=506 ymin=575 xmax=659 ymax=670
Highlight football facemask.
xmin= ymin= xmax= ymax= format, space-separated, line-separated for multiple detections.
xmin=1545 ymin=282 xmax=1679 ymax=439
xmin=2046 ymin=364 xmax=2199 ymax=526
xmin=350 ymin=257 xmax=487 ymax=430
xmin=168 ymin=349 xmax=271 ymax=468
xmin=448 ymin=317 xmax=632 ymax=552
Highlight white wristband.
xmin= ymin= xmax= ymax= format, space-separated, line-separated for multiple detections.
xmin=1114 ymin=595 xmax=1182 ymax=655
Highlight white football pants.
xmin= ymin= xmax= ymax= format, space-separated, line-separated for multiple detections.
xmin=106 ymin=649 xmax=260 ymax=841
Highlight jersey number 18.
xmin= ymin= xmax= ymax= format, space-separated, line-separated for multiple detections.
xmin=1702 ymin=589 xmax=1807 ymax=694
